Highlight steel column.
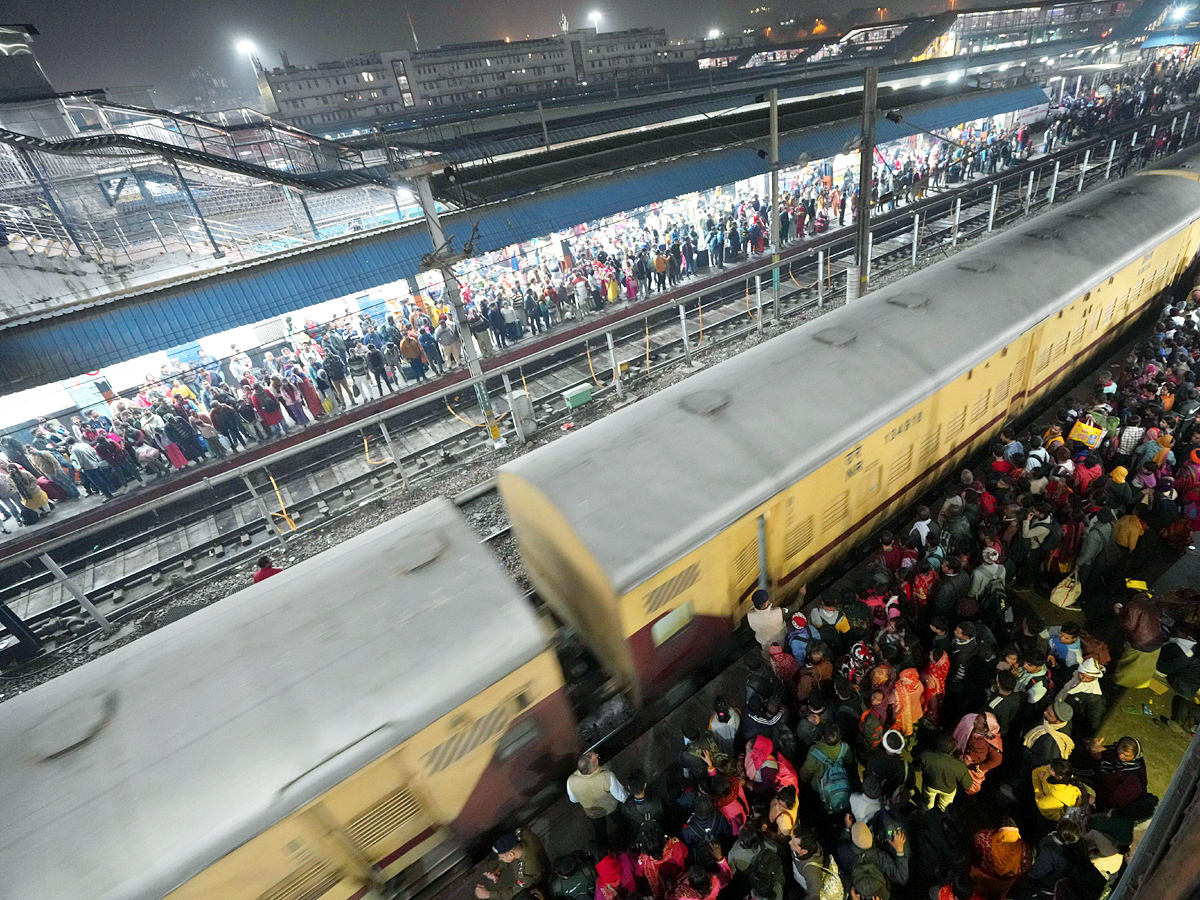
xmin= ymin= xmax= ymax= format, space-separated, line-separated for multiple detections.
xmin=606 ymin=331 xmax=624 ymax=399
xmin=987 ymin=183 xmax=998 ymax=231
xmin=40 ymin=552 xmax=115 ymax=634
xmin=241 ymin=473 xmax=289 ymax=551
xmin=678 ymin=304 xmax=693 ymax=365
xmin=377 ymin=420 xmax=410 ymax=489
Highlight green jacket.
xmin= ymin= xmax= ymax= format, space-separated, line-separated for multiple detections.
xmin=490 ymin=829 xmax=549 ymax=900
xmin=918 ymin=750 xmax=972 ymax=794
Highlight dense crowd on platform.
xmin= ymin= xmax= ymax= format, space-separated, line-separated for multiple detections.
xmin=1 ymin=62 xmax=1196 ymax=527
xmin=472 ymin=292 xmax=1200 ymax=900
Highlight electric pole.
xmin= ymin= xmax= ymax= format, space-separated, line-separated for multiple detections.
xmin=415 ymin=176 xmax=506 ymax=448
xmin=852 ymin=66 xmax=878 ymax=301
xmin=768 ymin=87 xmax=781 ymax=324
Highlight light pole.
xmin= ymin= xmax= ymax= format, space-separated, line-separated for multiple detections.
xmin=236 ymin=39 xmax=261 ymax=76
xmin=589 ymin=11 xmax=602 ymax=31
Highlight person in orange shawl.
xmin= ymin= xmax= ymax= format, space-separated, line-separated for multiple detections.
xmin=892 ymin=666 xmax=926 ymax=735
xmin=969 ymin=820 xmax=1033 ymax=899
xmin=953 ymin=712 xmax=1003 ymax=795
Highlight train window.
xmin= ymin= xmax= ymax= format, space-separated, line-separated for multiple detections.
xmin=643 ymin=563 xmax=701 ymax=615
xmin=1011 ymin=356 xmax=1026 ymax=387
xmin=652 ymin=600 xmax=695 ymax=646
xmin=732 ymin=540 xmax=758 ymax=587
xmin=823 ymin=491 xmax=850 ymax=531
xmin=919 ymin=426 xmax=941 ymax=466
xmin=784 ymin=515 xmax=815 ymax=559
xmin=972 ymin=390 xmax=991 ymax=423
xmin=497 ymin=720 xmax=544 ymax=761
xmin=948 ymin=406 xmax=967 ymax=437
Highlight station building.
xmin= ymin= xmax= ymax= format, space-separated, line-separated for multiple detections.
xmin=255 ymin=27 xmax=671 ymax=129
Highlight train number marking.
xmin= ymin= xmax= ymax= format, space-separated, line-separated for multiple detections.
xmin=882 ymin=411 xmax=923 ymax=443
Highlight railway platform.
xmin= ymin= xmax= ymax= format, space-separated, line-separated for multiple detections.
xmin=0 ymin=113 xmax=1167 ymax=569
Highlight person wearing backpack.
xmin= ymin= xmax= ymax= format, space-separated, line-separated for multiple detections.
xmin=800 ymin=725 xmax=854 ymax=814
xmin=836 ymin=823 xmax=908 ymax=900
xmin=1016 ymin=505 xmax=1055 ymax=587
xmin=786 ymin=613 xmax=822 ymax=667
xmin=968 ymin=548 xmax=1006 ymax=602
xmin=251 ymin=384 xmax=287 ymax=438
xmin=789 ymin=831 xmax=841 ymax=900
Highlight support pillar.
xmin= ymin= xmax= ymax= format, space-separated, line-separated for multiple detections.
xmin=1105 ymin=139 xmax=1116 ymax=179
xmin=755 ymin=275 xmax=764 ymax=336
xmin=606 ymin=332 xmax=624 ymax=399
xmin=241 ymin=473 xmax=289 ymax=551
xmin=1047 ymin=160 xmax=1060 ymax=205
xmin=378 ymin=420 xmax=410 ymax=489
xmin=1078 ymin=149 xmax=1090 ymax=192
xmin=501 ymin=372 xmax=527 ymax=443
xmin=912 ymin=212 xmax=920 ymax=263
xmin=40 ymin=553 xmax=115 ymax=633
xmin=678 ymin=304 xmax=693 ymax=365
xmin=987 ymin=183 xmax=998 ymax=232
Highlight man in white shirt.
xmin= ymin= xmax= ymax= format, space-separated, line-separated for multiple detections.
xmin=747 ymin=589 xmax=786 ymax=651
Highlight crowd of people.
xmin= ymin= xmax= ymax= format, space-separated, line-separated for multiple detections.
xmin=473 ymin=293 xmax=1200 ymax=900
xmin=3 ymin=62 xmax=1196 ymax=529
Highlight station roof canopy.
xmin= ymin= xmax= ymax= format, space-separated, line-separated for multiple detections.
xmin=0 ymin=81 xmax=1049 ymax=392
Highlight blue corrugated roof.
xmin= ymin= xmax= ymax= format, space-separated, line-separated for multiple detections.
xmin=1142 ymin=30 xmax=1200 ymax=48
xmin=0 ymin=83 xmax=1048 ymax=392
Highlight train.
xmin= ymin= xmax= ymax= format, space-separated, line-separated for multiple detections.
xmin=4 ymin=149 xmax=1200 ymax=900
xmin=498 ymin=155 xmax=1200 ymax=701
xmin=0 ymin=499 xmax=575 ymax=900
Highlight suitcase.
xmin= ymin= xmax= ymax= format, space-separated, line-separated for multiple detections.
xmin=696 ymin=248 xmax=710 ymax=269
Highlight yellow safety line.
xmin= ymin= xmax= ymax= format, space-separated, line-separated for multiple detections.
xmin=267 ymin=474 xmax=297 ymax=532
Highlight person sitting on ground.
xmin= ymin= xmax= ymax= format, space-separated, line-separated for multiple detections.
xmin=253 ymin=556 xmax=283 ymax=583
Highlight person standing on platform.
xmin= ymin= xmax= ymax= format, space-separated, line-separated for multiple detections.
xmin=566 ymin=750 xmax=627 ymax=849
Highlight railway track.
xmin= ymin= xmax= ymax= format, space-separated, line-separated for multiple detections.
xmin=1 ymin=106 xmax=1190 ymax=662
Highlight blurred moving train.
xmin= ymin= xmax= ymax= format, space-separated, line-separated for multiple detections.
xmin=498 ymin=157 xmax=1200 ymax=702
xmin=4 ymin=153 xmax=1200 ymax=900
xmin=0 ymin=500 xmax=575 ymax=900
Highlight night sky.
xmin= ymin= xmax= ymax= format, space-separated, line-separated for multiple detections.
xmin=8 ymin=0 xmax=777 ymax=101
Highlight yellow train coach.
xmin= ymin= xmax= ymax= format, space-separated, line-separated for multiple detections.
xmin=0 ymin=498 xmax=575 ymax=900
xmin=498 ymin=155 xmax=1200 ymax=704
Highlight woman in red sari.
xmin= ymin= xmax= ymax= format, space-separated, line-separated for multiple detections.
xmin=921 ymin=649 xmax=951 ymax=730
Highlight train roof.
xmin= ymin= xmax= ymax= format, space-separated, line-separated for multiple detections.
xmin=501 ymin=157 xmax=1200 ymax=596
xmin=0 ymin=498 xmax=546 ymax=900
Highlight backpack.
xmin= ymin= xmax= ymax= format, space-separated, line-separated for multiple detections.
xmin=260 ymin=395 xmax=280 ymax=414
xmin=787 ymin=625 xmax=817 ymax=664
xmin=850 ymin=854 xmax=890 ymax=900
xmin=1042 ymin=518 xmax=1065 ymax=551
xmin=811 ymin=745 xmax=851 ymax=812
